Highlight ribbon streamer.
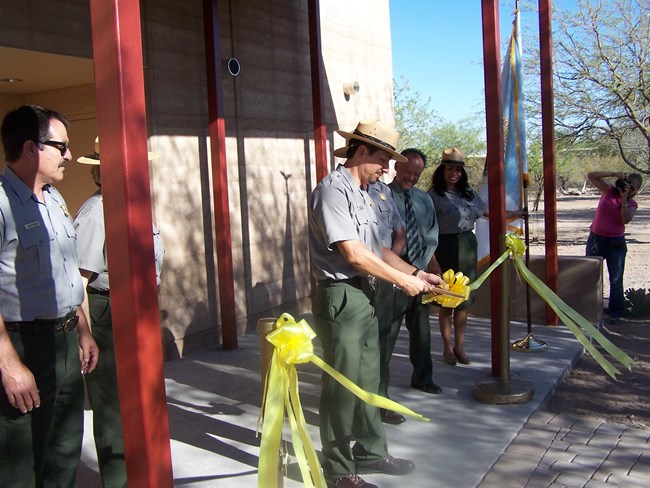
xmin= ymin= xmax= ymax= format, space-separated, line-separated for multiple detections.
xmin=465 ymin=233 xmax=634 ymax=379
xmin=258 ymin=314 xmax=429 ymax=488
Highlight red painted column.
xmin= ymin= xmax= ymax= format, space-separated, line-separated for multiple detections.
xmin=308 ymin=0 xmax=329 ymax=183
xmin=89 ymin=0 xmax=173 ymax=486
xmin=203 ymin=0 xmax=238 ymax=348
xmin=539 ymin=0 xmax=559 ymax=325
xmin=481 ymin=0 xmax=507 ymax=376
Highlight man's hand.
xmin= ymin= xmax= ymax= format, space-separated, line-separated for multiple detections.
xmin=78 ymin=330 xmax=99 ymax=374
xmin=399 ymin=274 xmax=430 ymax=297
xmin=0 ymin=350 xmax=40 ymax=413
xmin=399 ymin=270 xmax=445 ymax=297
xmin=1 ymin=362 xmax=40 ymax=414
xmin=0 ymin=317 xmax=41 ymax=413
xmin=79 ymin=330 xmax=99 ymax=374
xmin=77 ymin=321 xmax=99 ymax=375
xmin=76 ymin=299 xmax=99 ymax=374
xmin=417 ymin=270 xmax=446 ymax=288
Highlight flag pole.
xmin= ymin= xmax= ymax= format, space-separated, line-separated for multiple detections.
xmin=495 ymin=0 xmax=547 ymax=353
xmin=512 ymin=175 xmax=548 ymax=352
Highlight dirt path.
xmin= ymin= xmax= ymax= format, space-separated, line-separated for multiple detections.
xmin=530 ymin=191 xmax=650 ymax=429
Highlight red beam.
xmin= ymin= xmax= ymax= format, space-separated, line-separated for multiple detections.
xmin=481 ymin=0 xmax=507 ymax=376
xmin=308 ymin=0 xmax=328 ymax=183
xmin=203 ymin=0 xmax=238 ymax=349
xmin=89 ymin=0 xmax=173 ymax=486
xmin=539 ymin=0 xmax=559 ymax=324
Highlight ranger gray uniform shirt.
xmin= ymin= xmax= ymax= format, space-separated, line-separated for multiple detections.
xmin=0 ymin=165 xmax=83 ymax=321
xmin=429 ymin=188 xmax=487 ymax=234
xmin=367 ymin=181 xmax=404 ymax=248
xmin=74 ymin=191 xmax=165 ymax=291
xmin=309 ymin=165 xmax=383 ymax=280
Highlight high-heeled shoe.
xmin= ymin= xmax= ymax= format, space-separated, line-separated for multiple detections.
xmin=453 ymin=347 xmax=471 ymax=365
xmin=443 ymin=351 xmax=457 ymax=366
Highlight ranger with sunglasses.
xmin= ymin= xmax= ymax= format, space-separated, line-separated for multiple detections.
xmin=0 ymin=105 xmax=99 ymax=488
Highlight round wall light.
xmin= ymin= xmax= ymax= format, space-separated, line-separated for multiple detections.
xmin=227 ymin=58 xmax=241 ymax=77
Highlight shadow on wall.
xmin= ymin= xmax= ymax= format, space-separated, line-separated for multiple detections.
xmin=149 ymin=2 xmax=339 ymax=350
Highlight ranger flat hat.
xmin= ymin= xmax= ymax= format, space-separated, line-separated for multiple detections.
xmin=439 ymin=147 xmax=466 ymax=166
xmin=333 ymin=119 xmax=407 ymax=163
xmin=77 ymin=137 xmax=157 ymax=165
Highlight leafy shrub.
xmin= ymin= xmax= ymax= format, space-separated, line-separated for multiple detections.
xmin=624 ymin=288 xmax=650 ymax=317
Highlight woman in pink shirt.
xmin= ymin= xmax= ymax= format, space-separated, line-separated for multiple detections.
xmin=586 ymin=171 xmax=642 ymax=324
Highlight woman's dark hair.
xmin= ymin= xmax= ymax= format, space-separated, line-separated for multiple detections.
xmin=1 ymin=105 xmax=69 ymax=162
xmin=429 ymin=163 xmax=474 ymax=200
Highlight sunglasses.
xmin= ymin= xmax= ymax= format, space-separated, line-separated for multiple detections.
xmin=40 ymin=140 xmax=69 ymax=157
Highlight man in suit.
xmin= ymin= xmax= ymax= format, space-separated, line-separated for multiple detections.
xmin=384 ymin=148 xmax=441 ymax=400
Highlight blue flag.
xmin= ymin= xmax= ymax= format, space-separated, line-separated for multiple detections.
xmin=477 ymin=8 xmax=527 ymax=266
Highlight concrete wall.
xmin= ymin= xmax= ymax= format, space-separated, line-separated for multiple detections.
xmin=0 ymin=0 xmax=398 ymax=357
xmin=472 ymin=255 xmax=605 ymax=326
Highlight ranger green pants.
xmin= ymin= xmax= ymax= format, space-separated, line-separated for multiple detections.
xmin=312 ymin=279 xmax=388 ymax=479
xmin=85 ymin=294 xmax=127 ymax=488
xmin=0 ymin=328 xmax=84 ymax=488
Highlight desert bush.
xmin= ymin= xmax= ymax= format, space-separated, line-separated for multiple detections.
xmin=624 ymin=288 xmax=650 ymax=318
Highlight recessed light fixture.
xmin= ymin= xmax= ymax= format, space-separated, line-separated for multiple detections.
xmin=1 ymin=78 xmax=23 ymax=83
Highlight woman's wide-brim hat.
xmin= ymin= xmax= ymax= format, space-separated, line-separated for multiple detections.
xmin=333 ymin=119 xmax=407 ymax=163
xmin=77 ymin=137 xmax=157 ymax=165
xmin=439 ymin=147 xmax=468 ymax=166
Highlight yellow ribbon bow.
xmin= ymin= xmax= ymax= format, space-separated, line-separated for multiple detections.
xmin=258 ymin=313 xmax=429 ymax=488
xmin=422 ymin=270 xmax=471 ymax=308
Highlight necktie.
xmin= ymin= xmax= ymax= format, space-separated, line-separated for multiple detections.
xmin=404 ymin=190 xmax=421 ymax=264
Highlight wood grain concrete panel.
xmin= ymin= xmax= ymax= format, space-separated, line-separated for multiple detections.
xmin=0 ymin=0 xmax=92 ymax=58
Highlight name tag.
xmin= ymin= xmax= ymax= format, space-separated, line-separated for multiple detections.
xmin=25 ymin=221 xmax=41 ymax=230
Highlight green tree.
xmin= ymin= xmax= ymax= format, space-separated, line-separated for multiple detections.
xmin=393 ymin=76 xmax=486 ymax=190
xmin=553 ymin=0 xmax=650 ymax=175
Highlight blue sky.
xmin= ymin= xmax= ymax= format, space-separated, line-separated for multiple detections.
xmin=389 ymin=1 xmax=576 ymax=122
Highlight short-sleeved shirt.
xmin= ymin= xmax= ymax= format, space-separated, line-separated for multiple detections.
xmin=0 ymin=165 xmax=83 ymax=321
xmin=367 ymin=181 xmax=404 ymax=248
xmin=590 ymin=187 xmax=638 ymax=238
xmin=74 ymin=190 xmax=165 ymax=291
xmin=309 ymin=165 xmax=382 ymax=281
xmin=389 ymin=183 xmax=438 ymax=269
xmin=429 ymin=188 xmax=487 ymax=234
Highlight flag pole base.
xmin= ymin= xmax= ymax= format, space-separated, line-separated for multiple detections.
xmin=473 ymin=378 xmax=534 ymax=405
xmin=512 ymin=333 xmax=548 ymax=353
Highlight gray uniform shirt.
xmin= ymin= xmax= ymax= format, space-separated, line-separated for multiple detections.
xmin=74 ymin=190 xmax=165 ymax=291
xmin=0 ymin=166 xmax=83 ymax=321
xmin=367 ymin=181 xmax=404 ymax=248
xmin=428 ymin=188 xmax=487 ymax=234
xmin=389 ymin=182 xmax=438 ymax=269
xmin=309 ymin=165 xmax=382 ymax=281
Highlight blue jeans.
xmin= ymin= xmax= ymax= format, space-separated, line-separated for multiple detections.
xmin=586 ymin=232 xmax=627 ymax=319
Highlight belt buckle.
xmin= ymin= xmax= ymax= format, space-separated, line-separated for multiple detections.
xmin=368 ymin=275 xmax=377 ymax=291
xmin=62 ymin=315 xmax=77 ymax=333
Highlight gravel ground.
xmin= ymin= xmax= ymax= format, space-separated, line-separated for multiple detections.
xmin=528 ymin=191 xmax=650 ymax=429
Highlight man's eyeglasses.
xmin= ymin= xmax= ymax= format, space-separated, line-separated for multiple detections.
xmin=39 ymin=140 xmax=69 ymax=157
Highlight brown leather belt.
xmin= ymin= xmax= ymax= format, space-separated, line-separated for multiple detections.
xmin=4 ymin=310 xmax=79 ymax=334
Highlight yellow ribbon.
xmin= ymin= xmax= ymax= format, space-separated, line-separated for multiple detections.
xmin=464 ymin=233 xmax=634 ymax=380
xmin=258 ymin=313 xmax=429 ymax=488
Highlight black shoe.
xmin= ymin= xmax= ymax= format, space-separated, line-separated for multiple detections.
xmin=327 ymin=474 xmax=378 ymax=488
xmin=412 ymin=382 xmax=442 ymax=394
xmin=357 ymin=454 xmax=415 ymax=475
xmin=380 ymin=408 xmax=406 ymax=425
